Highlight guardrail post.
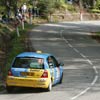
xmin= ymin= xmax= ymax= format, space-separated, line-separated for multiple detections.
xmin=16 ymin=26 xmax=20 ymax=37
xmin=80 ymin=11 xmax=83 ymax=21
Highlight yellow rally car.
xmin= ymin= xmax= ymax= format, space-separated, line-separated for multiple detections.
xmin=6 ymin=52 xmax=64 ymax=93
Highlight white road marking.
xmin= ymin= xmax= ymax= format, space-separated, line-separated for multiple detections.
xmin=27 ymin=37 xmax=62 ymax=41
xmin=79 ymin=53 xmax=86 ymax=58
xmin=93 ymin=66 xmax=98 ymax=74
xmin=86 ymin=59 xmax=93 ymax=65
xmin=91 ymin=75 xmax=98 ymax=86
xmin=60 ymin=30 xmax=98 ymax=100
xmin=73 ymin=48 xmax=80 ymax=53
xmin=71 ymin=87 xmax=90 ymax=100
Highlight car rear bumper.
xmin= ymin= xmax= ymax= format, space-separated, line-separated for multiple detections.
xmin=6 ymin=76 xmax=50 ymax=88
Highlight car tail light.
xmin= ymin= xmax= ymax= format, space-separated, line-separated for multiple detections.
xmin=41 ymin=70 xmax=48 ymax=78
xmin=8 ymin=70 xmax=13 ymax=76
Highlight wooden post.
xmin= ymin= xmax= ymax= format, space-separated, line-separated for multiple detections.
xmin=28 ymin=8 xmax=33 ymax=24
xmin=50 ymin=14 xmax=53 ymax=22
xmin=29 ymin=13 xmax=32 ymax=24
xmin=22 ymin=15 xmax=25 ymax=30
xmin=15 ymin=22 xmax=20 ymax=37
xmin=80 ymin=11 xmax=83 ymax=21
xmin=22 ymin=20 xmax=24 ymax=30
xmin=16 ymin=26 xmax=20 ymax=37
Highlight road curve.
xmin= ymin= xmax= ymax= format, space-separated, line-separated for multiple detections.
xmin=1 ymin=21 xmax=100 ymax=100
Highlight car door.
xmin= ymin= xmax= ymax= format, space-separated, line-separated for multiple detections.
xmin=47 ymin=56 xmax=60 ymax=84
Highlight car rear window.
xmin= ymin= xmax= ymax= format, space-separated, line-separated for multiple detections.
xmin=12 ymin=57 xmax=44 ymax=69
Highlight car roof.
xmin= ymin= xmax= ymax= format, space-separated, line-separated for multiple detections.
xmin=16 ymin=52 xmax=52 ymax=59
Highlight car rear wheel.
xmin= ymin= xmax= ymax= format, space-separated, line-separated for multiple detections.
xmin=47 ymin=80 xmax=52 ymax=91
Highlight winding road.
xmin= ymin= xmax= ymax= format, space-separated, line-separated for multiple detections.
xmin=1 ymin=21 xmax=100 ymax=100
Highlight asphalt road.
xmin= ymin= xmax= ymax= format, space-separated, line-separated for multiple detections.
xmin=1 ymin=21 xmax=100 ymax=100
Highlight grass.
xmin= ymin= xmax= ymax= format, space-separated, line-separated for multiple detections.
xmin=0 ymin=21 xmax=38 ymax=91
xmin=66 ymin=4 xmax=76 ymax=12
xmin=4 ymin=23 xmax=34 ymax=77
xmin=0 ymin=85 xmax=5 ymax=91
xmin=96 ymin=32 xmax=100 ymax=35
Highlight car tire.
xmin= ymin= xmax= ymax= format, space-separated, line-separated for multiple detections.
xmin=47 ymin=80 xmax=52 ymax=91
xmin=6 ymin=86 xmax=14 ymax=93
xmin=59 ymin=73 xmax=63 ymax=84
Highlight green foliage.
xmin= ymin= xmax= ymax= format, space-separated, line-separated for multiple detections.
xmin=54 ymin=1 xmax=62 ymax=9
xmin=66 ymin=4 xmax=76 ymax=12
xmin=0 ymin=6 xmax=5 ymax=13
xmin=0 ymin=22 xmax=34 ymax=77
xmin=37 ymin=0 xmax=55 ymax=18
xmin=0 ymin=0 xmax=30 ymax=14
xmin=95 ymin=0 xmax=100 ymax=9
xmin=37 ymin=0 xmax=67 ymax=18
xmin=90 ymin=9 xmax=100 ymax=13
xmin=96 ymin=32 xmax=100 ymax=36
xmin=54 ymin=1 xmax=66 ymax=10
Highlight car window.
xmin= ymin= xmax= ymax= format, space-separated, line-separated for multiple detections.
xmin=47 ymin=56 xmax=58 ymax=68
xmin=12 ymin=57 xmax=44 ymax=69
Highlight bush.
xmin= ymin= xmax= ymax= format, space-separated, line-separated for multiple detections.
xmin=66 ymin=4 xmax=76 ymax=12
xmin=54 ymin=1 xmax=66 ymax=10
xmin=0 ymin=6 xmax=5 ymax=14
xmin=37 ymin=0 xmax=55 ymax=19
xmin=91 ymin=9 xmax=100 ymax=13
xmin=95 ymin=0 xmax=100 ymax=10
xmin=37 ymin=0 xmax=67 ymax=19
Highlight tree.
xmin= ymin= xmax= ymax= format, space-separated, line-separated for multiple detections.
xmin=0 ymin=0 xmax=30 ymax=14
xmin=37 ymin=0 xmax=55 ymax=18
xmin=95 ymin=0 xmax=100 ymax=9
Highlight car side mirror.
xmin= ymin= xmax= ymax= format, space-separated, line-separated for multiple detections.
xmin=59 ymin=62 xmax=64 ymax=66
xmin=49 ymin=62 xmax=54 ymax=68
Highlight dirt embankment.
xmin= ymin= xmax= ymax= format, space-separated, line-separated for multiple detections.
xmin=0 ymin=35 xmax=10 ymax=79
xmin=0 ymin=22 xmax=34 ymax=80
xmin=0 ymin=23 xmax=15 ymax=79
